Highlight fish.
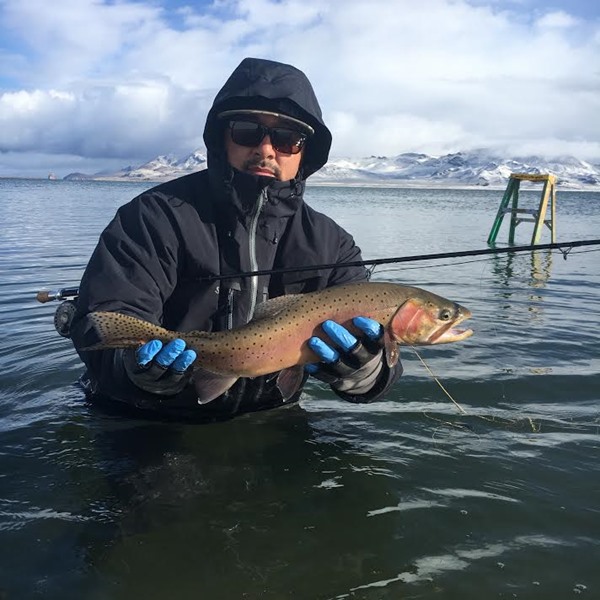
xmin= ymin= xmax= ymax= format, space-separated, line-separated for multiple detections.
xmin=83 ymin=281 xmax=473 ymax=403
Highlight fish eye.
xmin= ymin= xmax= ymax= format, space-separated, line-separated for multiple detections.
xmin=439 ymin=308 xmax=453 ymax=321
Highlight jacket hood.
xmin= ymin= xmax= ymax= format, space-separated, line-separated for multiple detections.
xmin=203 ymin=57 xmax=332 ymax=179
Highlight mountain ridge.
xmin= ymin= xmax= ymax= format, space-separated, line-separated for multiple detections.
xmin=64 ymin=149 xmax=600 ymax=189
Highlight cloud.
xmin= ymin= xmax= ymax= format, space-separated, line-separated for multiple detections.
xmin=1 ymin=0 xmax=599 ymax=176
xmin=0 ymin=83 xmax=208 ymax=159
xmin=1 ymin=0 xmax=162 ymax=86
xmin=535 ymin=10 xmax=579 ymax=29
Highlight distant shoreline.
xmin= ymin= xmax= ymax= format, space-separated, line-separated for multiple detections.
xmin=1 ymin=175 xmax=598 ymax=192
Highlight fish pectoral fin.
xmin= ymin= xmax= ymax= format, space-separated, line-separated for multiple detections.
xmin=276 ymin=365 xmax=306 ymax=402
xmin=383 ymin=331 xmax=400 ymax=368
xmin=192 ymin=367 xmax=238 ymax=405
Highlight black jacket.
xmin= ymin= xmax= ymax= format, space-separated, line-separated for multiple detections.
xmin=70 ymin=58 xmax=402 ymax=420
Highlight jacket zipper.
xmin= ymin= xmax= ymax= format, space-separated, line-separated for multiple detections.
xmin=226 ymin=288 xmax=235 ymax=330
xmin=247 ymin=189 xmax=267 ymax=322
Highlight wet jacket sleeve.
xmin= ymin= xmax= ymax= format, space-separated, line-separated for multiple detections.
xmin=326 ymin=219 xmax=369 ymax=287
xmin=70 ymin=193 xmax=184 ymax=402
xmin=332 ymin=360 xmax=404 ymax=404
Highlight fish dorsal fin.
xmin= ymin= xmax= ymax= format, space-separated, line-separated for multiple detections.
xmin=251 ymin=294 xmax=303 ymax=321
xmin=186 ymin=329 xmax=212 ymax=337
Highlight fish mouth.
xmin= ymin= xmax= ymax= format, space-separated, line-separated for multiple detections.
xmin=428 ymin=307 xmax=473 ymax=344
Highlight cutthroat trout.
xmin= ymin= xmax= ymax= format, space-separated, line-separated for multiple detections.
xmin=84 ymin=281 xmax=473 ymax=403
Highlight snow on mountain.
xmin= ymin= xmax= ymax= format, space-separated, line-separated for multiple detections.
xmin=313 ymin=150 xmax=600 ymax=189
xmin=177 ymin=150 xmax=208 ymax=172
xmin=76 ymin=149 xmax=600 ymax=189
xmin=106 ymin=151 xmax=208 ymax=180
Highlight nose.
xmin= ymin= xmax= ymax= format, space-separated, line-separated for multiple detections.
xmin=254 ymin=133 xmax=276 ymax=157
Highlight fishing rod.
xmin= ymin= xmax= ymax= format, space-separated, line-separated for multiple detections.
xmin=36 ymin=238 xmax=600 ymax=302
xmin=202 ymin=238 xmax=600 ymax=282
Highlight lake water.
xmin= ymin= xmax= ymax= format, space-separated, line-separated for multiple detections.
xmin=1 ymin=178 xmax=599 ymax=599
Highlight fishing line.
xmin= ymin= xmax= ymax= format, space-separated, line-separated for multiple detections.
xmin=410 ymin=347 xmax=467 ymax=415
xmin=405 ymin=242 xmax=580 ymax=430
xmin=412 ymin=345 xmax=536 ymax=432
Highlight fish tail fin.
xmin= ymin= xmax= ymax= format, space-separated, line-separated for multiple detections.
xmin=82 ymin=311 xmax=175 ymax=350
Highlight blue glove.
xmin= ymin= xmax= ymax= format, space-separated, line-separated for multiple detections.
xmin=306 ymin=317 xmax=385 ymax=396
xmin=124 ymin=338 xmax=197 ymax=395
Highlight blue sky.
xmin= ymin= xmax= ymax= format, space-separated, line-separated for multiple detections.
xmin=1 ymin=0 xmax=599 ymax=177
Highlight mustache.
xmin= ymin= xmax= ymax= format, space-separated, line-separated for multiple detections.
xmin=242 ymin=158 xmax=282 ymax=178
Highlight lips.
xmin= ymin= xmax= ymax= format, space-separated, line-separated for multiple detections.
xmin=243 ymin=159 xmax=280 ymax=177
xmin=249 ymin=167 xmax=275 ymax=176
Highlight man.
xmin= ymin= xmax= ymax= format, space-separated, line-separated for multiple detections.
xmin=70 ymin=57 xmax=403 ymax=420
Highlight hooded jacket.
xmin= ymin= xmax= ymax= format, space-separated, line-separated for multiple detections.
xmin=70 ymin=58 xmax=402 ymax=421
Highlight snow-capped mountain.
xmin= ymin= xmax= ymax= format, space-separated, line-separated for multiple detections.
xmin=311 ymin=151 xmax=600 ymax=189
xmin=103 ymin=150 xmax=208 ymax=180
xmin=69 ymin=149 xmax=600 ymax=189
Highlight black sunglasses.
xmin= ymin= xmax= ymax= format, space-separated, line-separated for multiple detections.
xmin=228 ymin=120 xmax=308 ymax=154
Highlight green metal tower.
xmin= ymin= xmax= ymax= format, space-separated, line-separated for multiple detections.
xmin=488 ymin=173 xmax=557 ymax=246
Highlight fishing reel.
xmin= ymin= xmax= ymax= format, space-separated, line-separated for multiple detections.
xmin=54 ymin=300 xmax=78 ymax=338
xmin=36 ymin=286 xmax=80 ymax=339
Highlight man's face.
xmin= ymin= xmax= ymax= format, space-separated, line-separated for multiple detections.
xmin=224 ymin=114 xmax=305 ymax=182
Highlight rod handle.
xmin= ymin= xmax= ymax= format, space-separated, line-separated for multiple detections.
xmin=36 ymin=290 xmax=53 ymax=303
xmin=35 ymin=287 xmax=79 ymax=303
